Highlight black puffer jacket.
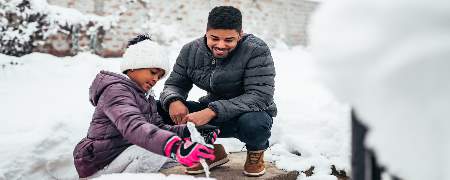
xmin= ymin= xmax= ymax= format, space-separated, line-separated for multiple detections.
xmin=160 ymin=34 xmax=277 ymax=122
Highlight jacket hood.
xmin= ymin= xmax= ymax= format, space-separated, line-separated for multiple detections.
xmin=89 ymin=71 xmax=144 ymax=106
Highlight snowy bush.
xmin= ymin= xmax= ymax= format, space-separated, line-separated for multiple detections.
xmin=0 ymin=0 xmax=50 ymax=56
xmin=0 ymin=0 xmax=118 ymax=57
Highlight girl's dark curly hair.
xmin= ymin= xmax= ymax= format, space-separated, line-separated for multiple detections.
xmin=127 ymin=33 xmax=153 ymax=47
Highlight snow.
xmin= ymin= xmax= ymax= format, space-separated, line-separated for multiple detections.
xmin=30 ymin=0 xmax=117 ymax=30
xmin=93 ymin=173 xmax=213 ymax=180
xmin=0 ymin=39 xmax=350 ymax=179
xmin=267 ymin=46 xmax=350 ymax=177
xmin=310 ymin=0 xmax=450 ymax=179
xmin=0 ymin=52 xmax=119 ymax=179
xmin=299 ymin=174 xmax=337 ymax=180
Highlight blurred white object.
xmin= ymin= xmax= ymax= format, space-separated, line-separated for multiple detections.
xmin=187 ymin=122 xmax=211 ymax=178
xmin=310 ymin=0 xmax=450 ymax=179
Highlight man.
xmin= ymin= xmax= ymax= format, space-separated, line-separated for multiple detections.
xmin=158 ymin=6 xmax=276 ymax=177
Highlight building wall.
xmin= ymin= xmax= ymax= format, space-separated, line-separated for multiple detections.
xmin=44 ymin=0 xmax=319 ymax=57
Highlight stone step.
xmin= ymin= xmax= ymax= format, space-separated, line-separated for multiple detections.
xmin=160 ymin=152 xmax=299 ymax=180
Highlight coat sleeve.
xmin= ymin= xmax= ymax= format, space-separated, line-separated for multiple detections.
xmin=102 ymin=84 xmax=175 ymax=156
xmin=160 ymin=44 xmax=194 ymax=111
xmin=208 ymin=44 xmax=276 ymax=122
xmin=152 ymin=113 xmax=189 ymax=137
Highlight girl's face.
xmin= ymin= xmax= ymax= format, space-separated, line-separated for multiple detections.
xmin=127 ymin=68 xmax=165 ymax=92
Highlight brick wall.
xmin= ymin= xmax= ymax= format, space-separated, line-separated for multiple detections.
xmin=43 ymin=0 xmax=319 ymax=57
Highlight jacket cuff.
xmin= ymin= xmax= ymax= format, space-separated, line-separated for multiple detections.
xmin=164 ymin=97 xmax=184 ymax=111
xmin=208 ymin=103 xmax=219 ymax=114
xmin=208 ymin=102 xmax=225 ymax=122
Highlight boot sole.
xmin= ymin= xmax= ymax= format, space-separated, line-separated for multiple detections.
xmin=243 ymin=168 xmax=266 ymax=177
xmin=185 ymin=157 xmax=230 ymax=175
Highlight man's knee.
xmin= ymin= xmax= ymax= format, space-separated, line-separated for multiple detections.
xmin=237 ymin=112 xmax=273 ymax=137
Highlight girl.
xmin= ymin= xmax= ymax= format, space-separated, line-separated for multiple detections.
xmin=73 ymin=35 xmax=215 ymax=178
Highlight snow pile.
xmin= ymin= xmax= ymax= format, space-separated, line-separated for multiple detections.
xmin=93 ymin=173 xmax=213 ymax=180
xmin=0 ymin=42 xmax=350 ymax=179
xmin=267 ymin=45 xmax=350 ymax=178
xmin=0 ymin=52 xmax=120 ymax=180
xmin=29 ymin=0 xmax=118 ymax=30
xmin=310 ymin=0 xmax=450 ymax=179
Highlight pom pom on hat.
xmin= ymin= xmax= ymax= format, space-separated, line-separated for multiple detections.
xmin=120 ymin=38 xmax=170 ymax=79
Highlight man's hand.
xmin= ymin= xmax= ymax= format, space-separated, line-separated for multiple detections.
xmin=183 ymin=108 xmax=217 ymax=126
xmin=169 ymin=100 xmax=189 ymax=125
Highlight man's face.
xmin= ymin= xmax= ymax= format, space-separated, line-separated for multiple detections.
xmin=206 ymin=29 xmax=242 ymax=58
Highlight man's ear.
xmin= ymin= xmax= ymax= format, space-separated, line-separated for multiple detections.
xmin=238 ymin=30 xmax=243 ymax=41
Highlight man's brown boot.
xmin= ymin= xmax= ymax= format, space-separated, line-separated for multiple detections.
xmin=185 ymin=144 xmax=229 ymax=175
xmin=243 ymin=150 xmax=265 ymax=177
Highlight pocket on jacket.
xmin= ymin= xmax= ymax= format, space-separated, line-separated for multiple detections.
xmin=74 ymin=138 xmax=95 ymax=159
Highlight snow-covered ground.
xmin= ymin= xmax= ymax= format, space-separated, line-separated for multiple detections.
xmin=0 ymin=40 xmax=350 ymax=179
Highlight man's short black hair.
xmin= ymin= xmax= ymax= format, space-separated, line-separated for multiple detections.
xmin=207 ymin=6 xmax=242 ymax=32
xmin=127 ymin=33 xmax=152 ymax=47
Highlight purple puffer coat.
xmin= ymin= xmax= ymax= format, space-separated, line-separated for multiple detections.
xmin=73 ymin=71 xmax=187 ymax=178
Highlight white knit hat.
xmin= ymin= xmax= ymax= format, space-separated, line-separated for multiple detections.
xmin=120 ymin=40 xmax=171 ymax=79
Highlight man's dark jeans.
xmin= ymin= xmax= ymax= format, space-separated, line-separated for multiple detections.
xmin=157 ymin=101 xmax=273 ymax=151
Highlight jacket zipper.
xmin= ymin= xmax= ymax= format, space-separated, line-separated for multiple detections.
xmin=209 ymin=57 xmax=217 ymax=92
